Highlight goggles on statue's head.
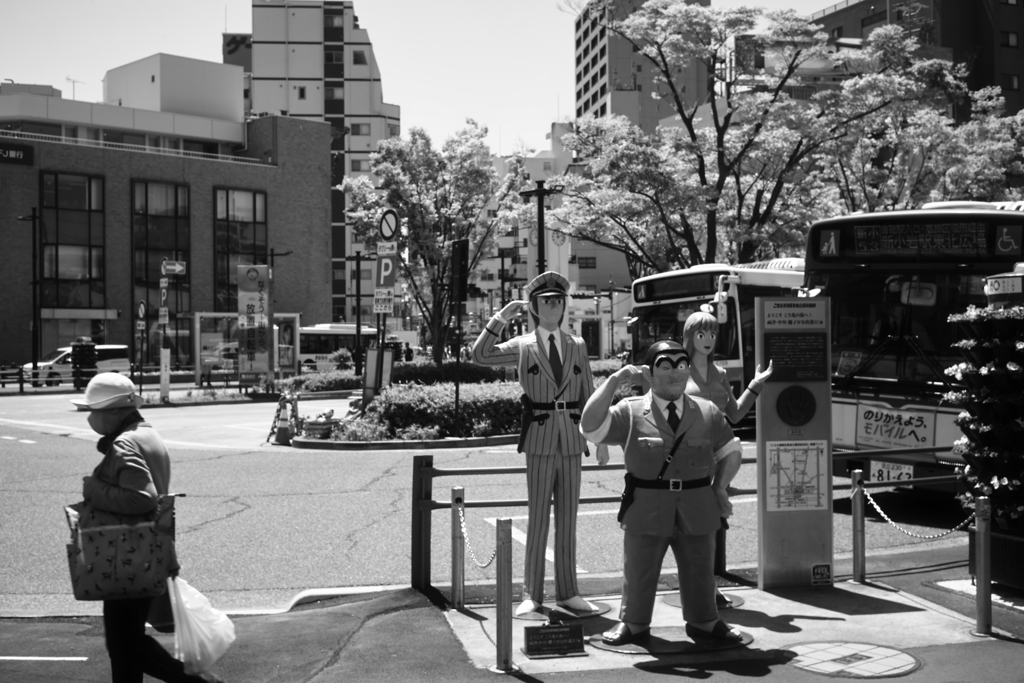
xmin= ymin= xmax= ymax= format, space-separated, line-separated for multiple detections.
xmin=643 ymin=340 xmax=688 ymax=372
xmin=652 ymin=350 xmax=690 ymax=370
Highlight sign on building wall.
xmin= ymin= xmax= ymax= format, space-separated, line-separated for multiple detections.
xmin=222 ymin=33 xmax=252 ymax=72
xmin=237 ymin=265 xmax=273 ymax=384
xmin=0 ymin=142 xmax=33 ymax=165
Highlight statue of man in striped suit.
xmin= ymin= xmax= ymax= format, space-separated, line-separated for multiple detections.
xmin=471 ymin=271 xmax=608 ymax=616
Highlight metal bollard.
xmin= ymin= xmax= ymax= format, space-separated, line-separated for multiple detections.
xmin=451 ymin=486 xmax=465 ymax=610
xmin=488 ymin=518 xmax=519 ymax=674
xmin=973 ymin=496 xmax=992 ymax=637
xmin=851 ymin=469 xmax=866 ymax=583
xmin=410 ymin=455 xmax=434 ymax=592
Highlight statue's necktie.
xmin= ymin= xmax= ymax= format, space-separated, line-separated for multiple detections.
xmin=548 ymin=334 xmax=562 ymax=385
xmin=667 ymin=401 xmax=681 ymax=432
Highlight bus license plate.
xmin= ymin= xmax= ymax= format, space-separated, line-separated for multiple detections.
xmin=869 ymin=461 xmax=914 ymax=483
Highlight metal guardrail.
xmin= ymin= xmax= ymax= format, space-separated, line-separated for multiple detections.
xmin=0 ymin=367 xmax=27 ymax=391
xmin=412 ymin=444 xmax=971 ymax=595
xmin=417 ymin=446 xmax=994 ymax=670
xmin=410 ymin=455 xmax=626 ymax=592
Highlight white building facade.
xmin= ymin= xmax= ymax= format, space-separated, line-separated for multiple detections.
xmin=249 ymin=0 xmax=400 ymax=323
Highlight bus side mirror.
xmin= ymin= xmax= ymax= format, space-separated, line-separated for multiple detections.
xmin=716 ymin=301 xmax=728 ymax=325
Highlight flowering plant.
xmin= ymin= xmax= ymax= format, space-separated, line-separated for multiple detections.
xmin=948 ymin=306 xmax=1024 ymax=528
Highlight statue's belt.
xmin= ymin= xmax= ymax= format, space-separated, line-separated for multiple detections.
xmin=517 ymin=396 xmax=581 ymax=451
xmin=627 ymin=474 xmax=710 ymax=491
xmin=529 ymin=401 xmax=580 ymax=411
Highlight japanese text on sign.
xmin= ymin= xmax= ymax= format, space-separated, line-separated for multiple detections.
xmin=764 ymin=301 xmax=827 ymax=329
xmin=237 ymin=265 xmax=273 ymax=378
xmin=373 ymin=288 xmax=394 ymax=314
xmin=853 ymin=223 xmax=987 ymax=257
xmin=764 ymin=333 xmax=829 ymax=382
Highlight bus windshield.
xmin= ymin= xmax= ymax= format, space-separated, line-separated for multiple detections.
xmin=633 ymin=298 xmax=737 ymax=362
xmin=807 ymin=270 xmax=987 ymax=386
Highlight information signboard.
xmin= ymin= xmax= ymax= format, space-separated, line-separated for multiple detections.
xmin=237 ymin=265 xmax=273 ymax=383
xmin=521 ymin=623 xmax=586 ymax=659
xmin=756 ymin=297 xmax=833 ymax=589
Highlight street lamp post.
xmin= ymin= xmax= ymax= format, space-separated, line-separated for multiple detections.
xmin=17 ymin=208 xmax=39 ymax=377
xmin=519 ymin=180 xmax=564 ymax=275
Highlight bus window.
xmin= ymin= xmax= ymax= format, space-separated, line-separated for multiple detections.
xmin=635 ymin=299 xmax=736 ymax=362
xmin=820 ymin=271 xmax=982 ymax=384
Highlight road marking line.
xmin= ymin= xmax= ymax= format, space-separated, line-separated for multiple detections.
xmin=484 ymin=516 xmax=588 ymax=574
xmin=0 ymin=656 xmax=89 ymax=661
xmin=18 ymin=440 xmax=36 ymax=444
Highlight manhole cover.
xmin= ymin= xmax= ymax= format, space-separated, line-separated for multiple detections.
xmin=787 ymin=642 xmax=921 ymax=678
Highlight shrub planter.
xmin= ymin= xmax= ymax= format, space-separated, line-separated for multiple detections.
xmin=303 ymin=419 xmax=339 ymax=439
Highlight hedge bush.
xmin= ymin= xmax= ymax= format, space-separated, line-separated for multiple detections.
xmin=328 ymin=374 xmax=637 ymax=441
xmin=274 ymin=369 xmax=362 ymax=394
xmin=391 ymin=361 xmax=507 ymax=385
xmin=362 ymin=381 xmax=523 ymax=438
xmin=590 ymin=358 xmax=624 ymax=378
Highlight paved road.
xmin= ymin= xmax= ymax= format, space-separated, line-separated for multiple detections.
xmin=0 ymin=389 xmax=977 ymax=621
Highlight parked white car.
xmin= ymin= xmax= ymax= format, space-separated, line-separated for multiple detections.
xmin=22 ymin=344 xmax=130 ymax=387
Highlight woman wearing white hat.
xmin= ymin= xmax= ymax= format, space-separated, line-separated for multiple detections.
xmin=73 ymin=373 xmax=223 ymax=683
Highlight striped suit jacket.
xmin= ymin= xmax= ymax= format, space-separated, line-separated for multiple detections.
xmin=472 ymin=318 xmax=595 ymax=456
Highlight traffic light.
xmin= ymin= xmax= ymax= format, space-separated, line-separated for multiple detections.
xmin=450 ymin=238 xmax=469 ymax=303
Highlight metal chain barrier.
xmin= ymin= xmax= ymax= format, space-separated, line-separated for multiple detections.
xmin=860 ymin=488 xmax=976 ymax=540
xmin=457 ymin=501 xmax=497 ymax=568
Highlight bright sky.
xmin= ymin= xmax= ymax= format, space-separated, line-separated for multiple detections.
xmin=2 ymin=0 xmax=833 ymax=155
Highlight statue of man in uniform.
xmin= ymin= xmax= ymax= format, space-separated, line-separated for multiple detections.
xmin=471 ymin=271 xmax=608 ymax=616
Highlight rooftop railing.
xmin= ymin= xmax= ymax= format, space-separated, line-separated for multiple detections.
xmin=0 ymin=129 xmax=270 ymax=166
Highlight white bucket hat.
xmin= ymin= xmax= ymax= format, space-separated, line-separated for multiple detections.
xmin=70 ymin=372 xmax=144 ymax=410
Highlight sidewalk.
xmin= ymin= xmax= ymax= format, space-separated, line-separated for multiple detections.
xmin=198 ymin=562 xmax=1024 ymax=683
xmin=6 ymin=548 xmax=1022 ymax=683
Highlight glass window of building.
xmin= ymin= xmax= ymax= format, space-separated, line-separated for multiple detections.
xmin=133 ymin=180 xmax=191 ymax=364
xmin=352 ymin=50 xmax=368 ymax=65
xmin=214 ymin=188 xmax=268 ymax=313
xmin=40 ymin=172 xmax=105 ymax=311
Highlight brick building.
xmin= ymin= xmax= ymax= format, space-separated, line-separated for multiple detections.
xmin=0 ymin=76 xmax=332 ymax=368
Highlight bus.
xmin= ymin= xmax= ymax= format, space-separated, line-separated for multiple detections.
xmin=629 ymin=259 xmax=805 ymax=426
xmin=297 ymin=323 xmax=378 ymax=371
xmin=802 ymin=202 xmax=1024 ymax=487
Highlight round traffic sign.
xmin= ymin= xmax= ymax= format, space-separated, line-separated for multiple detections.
xmin=137 ymin=301 xmax=147 ymax=320
xmin=379 ymin=209 xmax=399 ymax=240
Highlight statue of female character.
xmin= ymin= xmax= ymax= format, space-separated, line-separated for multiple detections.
xmin=682 ymin=310 xmax=772 ymax=607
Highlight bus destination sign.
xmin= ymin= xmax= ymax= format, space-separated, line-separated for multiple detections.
xmin=636 ymin=273 xmax=714 ymax=302
xmin=852 ymin=223 xmax=987 ymax=257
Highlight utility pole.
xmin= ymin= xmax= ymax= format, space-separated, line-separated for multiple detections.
xmin=17 ymin=209 xmax=39 ymax=375
xmin=519 ymin=180 xmax=564 ymax=276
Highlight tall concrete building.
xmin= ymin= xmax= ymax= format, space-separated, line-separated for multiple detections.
xmin=810 ymin=0 xmax=1024 ymax=116
xmin=574 ymin=0 xmax=710 ymax=133
xmin=248 ymin=0 xmax=400 ymax=322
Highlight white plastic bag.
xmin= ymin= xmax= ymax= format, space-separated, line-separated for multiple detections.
xmin=167 ymin=577 xmax=236 ymax=675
